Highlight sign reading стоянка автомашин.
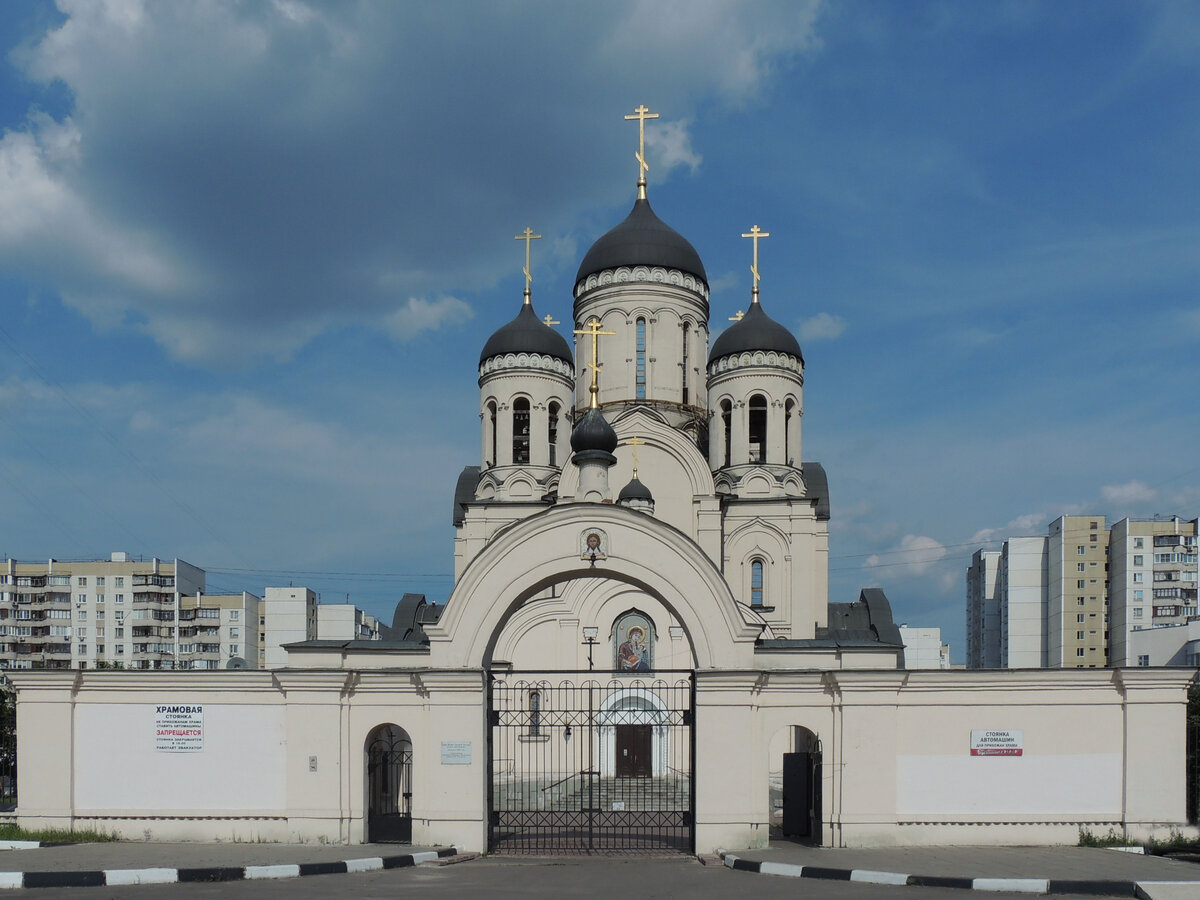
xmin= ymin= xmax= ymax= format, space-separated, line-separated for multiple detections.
xmin=970 ymin=729 xmax=1022 ymax=756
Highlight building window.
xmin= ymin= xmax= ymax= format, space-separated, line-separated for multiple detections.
xmin=96 ymin=577 xmax=105 ymax=587
xmin=784 ymin=399 xmax=795 ymax=464
xmin=1133 ymin=555 xmax=1143 ymax=566
xmin=720 ymin=400 xmax=732 ymax=468
xmin=528 ymin=690 xmax=541 ymax=736
xmin=1133 ymin=573 xmax=1143 ymax=583
xmin=1077 ymin=546 xmax=1086 ymax=555
xmin=115 ymin=577 xmax=124 ymax=587
xmin=548 ymin=402 xmax=560 ymax=467
xmin=230 ymin=645 xmax=239 ymax=655
xmin=512 ymin=398 xmax=530 ymax=465
xmin=1077 ymin=563 xmax=1085 ymax=572
xmin=635 ymin=317 xmax=647 ymax=399
xmin=681 ymin=321 xmax=689 ymax=405
xmin=1134 ymin=538 xmax=1144 ymax=549
xmin=1137 ymin=655 xmax=1150 ymax=667
xmin=230 ymin=627 xmax=239 ymax=639
xmin=1133 ymin=608 xmax=1143 ymax=618
xmin=748 ymin=394 xmax=767 ymax=463
xmin=230 ymin=610 xmax=239 ymax=621
xmin=1077 ymin=580 xmax=1086 ymax=589
xmin=750 ymin=559 xmax=764 ymax=607
xmin=77 ymin=577 xmax=87 ymax=586
xmin=1134 ymin=590 xmax=1143 ymax=600
xmin=1076 ymin=614 xmax=1085 ymax=623
xmin=1076 ymin=648 xmax=1085 ymax=657
xmin=77 ymin=594 xmax=86 ymax=604
xmin=487 ymin=400 xmax=498 ymax=467
xmin=1077 ymin=598 xmax=1086 ymax=606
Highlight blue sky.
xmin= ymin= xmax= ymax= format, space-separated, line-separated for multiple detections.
xmin=1 ymin=1 xmax=1197 ymax=659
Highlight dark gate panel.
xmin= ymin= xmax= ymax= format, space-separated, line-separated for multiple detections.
xmin=367 ymin=728 xmax=413 ymax=843
xmin=781 ymin=750 xmax=821 ymax=843
xmin=489 ymin=672 xmax=694 ymax=854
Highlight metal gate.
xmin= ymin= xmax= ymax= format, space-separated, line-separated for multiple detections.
xmin=366 ymin=726 xmax=413 ymax=843
xmin=488 ymin=671 xmax=694 ymax=854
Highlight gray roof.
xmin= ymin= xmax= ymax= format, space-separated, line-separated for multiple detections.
xmin=817 ymin=588 xmax=904 ymax=648
xmin=479 ymin=302 xmax=572 ymax=365
xmin=708 ymin=300 xmax=804 ymax=365
xmin=453 ymin=466 xmax=481 ymax=526
xmin=575 ymin=197 xmax=707 ymax=288
xmin=800 ymin=462 xmax=830 ymax=521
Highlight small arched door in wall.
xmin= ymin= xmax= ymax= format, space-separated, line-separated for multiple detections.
xmin=781 ymin=726 xmax=822 ymax=844
xmin=366 ymin=723 xmax=413 ymax=843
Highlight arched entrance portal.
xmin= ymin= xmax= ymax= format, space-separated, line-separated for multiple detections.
xmin=365 ymin=723 xmax=413 ymax=843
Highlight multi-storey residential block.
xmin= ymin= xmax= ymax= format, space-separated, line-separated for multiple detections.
xmin=966 ymin=550 xmax=1001 ymax=668
xmin=1000 ymin=536 xmax=1048 ymax=667
xmin=178 ymin=592 xmax=260 ymax=670
xmin=898 ymin=625 xmax=951 ymax=669
xmin=0 ymin=554 xmax=204 ymax=670
xmin=1109 ymin=516 xmax=1199 ymax=667
xmin=261 ymin=586 xmax=319 ymax=668
xmin=1048 ymin=515 xmax=1108 ymax=668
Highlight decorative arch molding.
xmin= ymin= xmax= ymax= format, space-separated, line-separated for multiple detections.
xmin=558 ymin=407 xmax=715 ymax=500
xmin=574 ymin=266 xmax=709 ymax=301
xmin=426 ymin=503 xmax=761 ymax=669
xmin=725 ymin=516 xmax=791 ymax=551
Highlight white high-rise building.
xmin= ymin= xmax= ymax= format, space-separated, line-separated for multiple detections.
xmin=966 ymin=549 xmax=1001 ymax=668
xmin=1001 ymin=536 xmax=1048 ymax=668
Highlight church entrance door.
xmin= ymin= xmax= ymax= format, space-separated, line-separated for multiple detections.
xmin=488 ymin=671 xmax=694 ymax=854
xmin=615 ymin=724 xmax=652 ymax=777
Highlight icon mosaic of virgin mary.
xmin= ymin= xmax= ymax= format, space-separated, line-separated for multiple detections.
xmin=615 ymin=614 xmax=652 ymax=672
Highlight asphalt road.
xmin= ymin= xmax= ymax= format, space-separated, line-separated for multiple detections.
xmin=0 ymin=856 xmax=1139 ymax=899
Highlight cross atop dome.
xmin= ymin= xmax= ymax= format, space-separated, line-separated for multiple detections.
xmin=742 ymin=225 xmax=770 ymax=305
xmin=625 ymin=104 xmax=660 ymax=200
xmin=515 ymin=227 xmax=541 ymax=305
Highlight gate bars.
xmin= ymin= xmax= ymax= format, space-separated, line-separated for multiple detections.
xmin=488 ymin=671 xmax=695 ymax=854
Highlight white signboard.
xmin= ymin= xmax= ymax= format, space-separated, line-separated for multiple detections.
xmin=971 ymin=729 xmax=1022 ymax=756
xmin=155 ymin=704 xmax=204 ymax=752
xmin=441 ymin=741 xmax=472 ymax=765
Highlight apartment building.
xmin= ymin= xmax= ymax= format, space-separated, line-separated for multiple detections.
xmin=898 ymin=625 xmax=951 ymax=669
xmin=1109 ymin=517 xmax=1199 ymax=667
xmin=0 ymin=554 xmax=204 ymax=670
xmin=1048 ymin=515 xmax=1108 ymax=668
xmin=178 ymin=592 xmax=260 ymax=670
xmin=967 ymin=514 xmax=1198 ymax=669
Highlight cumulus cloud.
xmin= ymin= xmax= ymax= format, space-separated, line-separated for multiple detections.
xmin=1101 ymin=480 xmax=1158 ymax=505
xmin=799 ymin=312 xmax=846 ymax=341
xmin=0 ymin=1 xmax=823 ymax=366
xmin=864 ymin=534 xmax=948 ymax=577
xmin=383 ymin=296 xmax=474 ymax=341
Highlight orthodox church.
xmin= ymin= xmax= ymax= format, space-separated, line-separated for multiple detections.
xmin=9 ymin=110 xmax=1190 ymax=856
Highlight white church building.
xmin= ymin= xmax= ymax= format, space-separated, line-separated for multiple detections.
xmin=10 ymin=110 xmax=1193 ymax=854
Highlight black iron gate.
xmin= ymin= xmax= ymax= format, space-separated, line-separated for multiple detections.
xmin=366 ymin=726 xmax=413 ymax=843
xmin=488 ymin=671 xmax=694 ymax=854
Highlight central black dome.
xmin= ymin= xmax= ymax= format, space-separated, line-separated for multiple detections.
xmin=479 ymin=303 xmax=573 ymax=366
xmin=575 ymin=197 xmax=707 ymax=287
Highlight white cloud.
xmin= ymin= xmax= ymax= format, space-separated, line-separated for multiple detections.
xmin=1101 ymin=480 xmax=1158 ymax=506
xmin=799 ymin=312 xmax=846 ymax=341
xmin=864 ymin=534 xmax=948 ymax=577
xmin=647 ymin=119 xmax=701 ymax=176
xmin=383 ymin=296 xmax=474 ymax=342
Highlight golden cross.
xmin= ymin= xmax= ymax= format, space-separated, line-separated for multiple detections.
xmin=626 ymin=435 xmax=646 ymax=476
xmin=543 ymin=314 xmax=560 ymax=327
xmin=729 ymin=310 xmax=745 ymax=322
xmin=741 ymin=225 xmax=770 ymax=301
xmin=515 ymin=227 xmax=541 ymax=303
xmin=573 ymin=317 xmax=616 ymax=408
xmin=624 ymin=104 xmax=660 ymax=199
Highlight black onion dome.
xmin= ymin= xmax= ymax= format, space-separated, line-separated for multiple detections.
xmin=618 ymin=475 xmax=653 ymax=503
xmin=708 ymin=301 xmax=804 ymax=366
xmin=479 ymin=303 xmax=573 ymax=366
xmin=575 ymin=197 xmax=707 ymax=288
xmin=570 ymin=407 xmax=619 ymax=455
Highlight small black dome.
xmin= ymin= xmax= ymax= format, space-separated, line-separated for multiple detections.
xmin=479 ymin=303 xmax=573 ymax=366
xmin=570 ymin=407 xmax=618 ymax=455
xmin=618 ymin=475 xmax=653 ymax=503
xmin=708 ymin=301 xmax=804 ymax=365
xmin=575 ymin=197 xmax=707 ymax=288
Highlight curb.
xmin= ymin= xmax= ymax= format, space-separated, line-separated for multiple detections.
xmin=719 ymin=852 xmax=1168 ymax=897
xmin=0 ymin=846 xmax=459 ymax=890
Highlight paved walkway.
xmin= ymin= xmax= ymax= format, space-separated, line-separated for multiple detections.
xmin=720 ymin=842 xmax=1200 ymax=898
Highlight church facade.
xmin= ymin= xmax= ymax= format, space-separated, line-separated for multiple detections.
xmin=10 ymin=112 xmax=1194 ymax=854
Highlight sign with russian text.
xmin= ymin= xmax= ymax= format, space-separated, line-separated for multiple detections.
xmin=155 ymin=704 xmax=204 ymax=752
xmin=440 ymin=741 xmax=472 ymax=765
xmin=971 ymin=729 xmax=1022 ymax=756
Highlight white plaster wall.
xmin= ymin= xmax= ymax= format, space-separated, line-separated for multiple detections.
xmin=74 ymin=703 xmax=285 ymax=811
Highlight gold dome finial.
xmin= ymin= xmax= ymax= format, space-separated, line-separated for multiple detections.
xmin=515 ymin=226 xmax=541 ymax=305
xmin=741 ymin=224 xmax=770 ymax=304
xmin=625 ymin=104 xmax=660 ymax=200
